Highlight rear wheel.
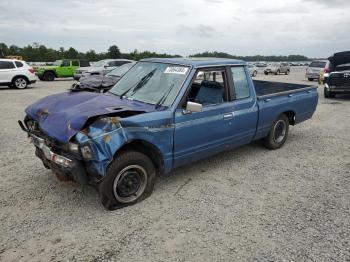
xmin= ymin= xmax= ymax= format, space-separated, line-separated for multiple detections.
xmin=263 ymin=114 xmax=289 ymax=150
xmin=285 ymin=70 xmax=290 ymax=75
xmin=324 ymin=87 xmax=335 ymax=98
xmin=99 ymin=150 xmax=156 ymax=210
xmin=43 ymin=71 xmax=55 ymax=81
xmin=12 ymin=76 xmax=28 ymax=89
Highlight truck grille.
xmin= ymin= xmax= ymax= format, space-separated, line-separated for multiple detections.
xmin=328 ymin=72 xmax=350 ymax=87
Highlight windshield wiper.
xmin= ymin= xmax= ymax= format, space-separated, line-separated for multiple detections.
xmin=155 ymin=83 xmax=174 ymax=109
xmin=118 ymin=69 xmax=156 ymax=99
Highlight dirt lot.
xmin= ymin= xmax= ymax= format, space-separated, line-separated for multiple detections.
xmin=1 ymin=67 xmax=349 ymax=261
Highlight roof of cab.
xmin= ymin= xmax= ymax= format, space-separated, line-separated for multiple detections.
xmin=140 ymin=57 xmax=246 ymax=68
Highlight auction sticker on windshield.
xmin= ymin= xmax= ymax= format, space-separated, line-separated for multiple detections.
xmin=164 ymin=66 xmax=188 ymax=74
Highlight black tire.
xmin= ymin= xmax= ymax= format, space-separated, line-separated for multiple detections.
xmin=285 ymin=70 xmax=290 ymax=75
xmin=99 ymin=150 xmax=156 ymax=210
xmin=324 ymin=87 xmax=335 ymax=98
xmin=43 ymin=71 xmax=55 ymax=81
xmin=12 ymin=76 xmax=28 ymax=89
xmin=263 ymin=114 xmax=289 ymax=150
xmin=264 ymin=72 xmax=268 ymax=75
xmin=252 ymin=70 xmax=257 ymax=77
xmin=308 ymin=78 xmax=313 ymax=81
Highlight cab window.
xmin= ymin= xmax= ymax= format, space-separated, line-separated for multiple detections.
xmin=185 ymin=68 xmax=228 ymax=106
xmin=230 ymin=66 xmax=250 ymax=99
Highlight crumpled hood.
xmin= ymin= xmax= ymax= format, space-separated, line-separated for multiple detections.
xmin=80 ymin=75 xmax=120 ymax=89
xmin=25 ymin=92 xmax=158 ymax=143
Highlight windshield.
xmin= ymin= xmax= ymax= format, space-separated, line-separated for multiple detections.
xmin=93 ymin=60 xmax=108 ymax=67
xmin=53 ymin=60 xmax=62 ymax=66
xmin=106 ymin=63 xmax=135 ymax=77
xmin=109 ymin=62 xmax=189 ymax=107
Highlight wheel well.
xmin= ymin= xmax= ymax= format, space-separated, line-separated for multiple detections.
xmin=117 ymin=140 xmax=164 ymax=175
xmin=283 ymin=111 xmax=295 ymax=125
xmin=12 ymin=75 xmax=29 ymax=84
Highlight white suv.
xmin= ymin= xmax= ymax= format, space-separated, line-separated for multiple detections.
xmin=0 ymin=59 xmax=36 ymax=89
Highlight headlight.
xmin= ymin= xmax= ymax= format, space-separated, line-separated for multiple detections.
xmin=68 ymin=142 xmax=79 ymax=153
xmin=80 ymin=145 xmax=93 ymax=159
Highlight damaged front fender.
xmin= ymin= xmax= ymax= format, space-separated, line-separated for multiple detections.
xmin=75 ymin=116 xmax=128 ymax=176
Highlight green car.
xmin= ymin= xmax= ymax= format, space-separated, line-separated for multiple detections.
xmin=35 ymin=59 xmax=90 ymax=81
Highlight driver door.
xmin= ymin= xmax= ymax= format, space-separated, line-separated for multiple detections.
xmin=173 ymin=67 xmax=235 ymax=168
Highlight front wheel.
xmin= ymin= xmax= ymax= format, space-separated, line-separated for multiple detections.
xmin=99 ymin=150 xmax=156 ymax=210
xmin=324 ymin=87 xmax=335 ymax=98
xmin=263 ymin=114 xmax=289 ymax=150
xmin=12 ymin=76 xmax=28 ymax=89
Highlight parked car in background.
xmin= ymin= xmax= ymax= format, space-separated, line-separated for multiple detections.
xmin=0 ymin=59 xmax=36 ymax=89
xmin=34 ymin=59 xmax=90 ymax=81
xmin=247 ymin=64 xmax=258 ymax=77
xmin=74 ymin=59 xmax=134 ymax=80
xmin=71 ymin=62 xmax=136 ymax=93
xmin=324 ymin=51 xmax=350 ymax=98
xmin=264 ymin=62 xmax=290 ymax=75
xmin=305 ymin=60 xmax=329 ymax=81
xmin=254 ymin=62 xmax=267 ymax=67
xmin=19 ymin=58 xmax=318 ymax=209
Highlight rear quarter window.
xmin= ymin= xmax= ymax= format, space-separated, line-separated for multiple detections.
xmin=231 ymin=66 xmax=250 ymax=99
xmin=15 ymin=61 xmax=24 ymax=68
xmin=0 ymin=61 xmax=15 ymax=69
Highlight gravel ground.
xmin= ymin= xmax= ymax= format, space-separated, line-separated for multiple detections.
xmin=1 ymin=67 xmax=349 ymax=261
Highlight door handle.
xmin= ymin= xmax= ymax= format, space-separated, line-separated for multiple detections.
xmin=223 ymin=113 xmax=234 ymax=119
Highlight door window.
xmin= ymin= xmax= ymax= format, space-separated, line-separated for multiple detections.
xmin=230 ymin=67 xmax=250 ymax=99
xmin=185 ymin=69 xmax=227 ymax=106
xmin=71 ymin=60 xmax=79 ymax=66
xmin=61 ymin=60 xmax=70 ymax=66
xmin=0 ymin=61 xmax=15 ymax=69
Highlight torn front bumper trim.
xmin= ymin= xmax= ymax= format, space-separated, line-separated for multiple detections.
xmin=31 ymin=134 xmax=73 ymax=167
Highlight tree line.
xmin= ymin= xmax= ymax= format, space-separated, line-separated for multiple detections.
xmin=0 ymin=43 xmax=309 ymax=62
xmin=190 ymin=51 xmax=309 ymax=62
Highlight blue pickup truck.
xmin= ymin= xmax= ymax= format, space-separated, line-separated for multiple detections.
xmin=19 ymin=58 xmax=318 ymax=209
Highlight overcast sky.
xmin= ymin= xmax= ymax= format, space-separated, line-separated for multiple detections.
xmin=0 ymin=0 xmax=349 ymax=57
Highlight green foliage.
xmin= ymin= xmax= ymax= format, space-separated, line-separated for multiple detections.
xmin=0 ymin=43 xmax=310 ymax=62
xmin=107 ymin=45 xmax=122 ymax=59
xmin=190 ymin=51 xmax=309 ymax=62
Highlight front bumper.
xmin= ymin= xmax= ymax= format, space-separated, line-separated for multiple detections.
xmin=30 ymin=134 xmax=89 ymax=184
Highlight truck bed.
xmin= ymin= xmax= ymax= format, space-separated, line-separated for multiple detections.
xmin=253 ymin=80 xmax=314 ymax=97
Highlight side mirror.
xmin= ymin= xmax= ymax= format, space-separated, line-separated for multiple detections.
xmin=183 ymin=101 xmax=202 ymax=114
